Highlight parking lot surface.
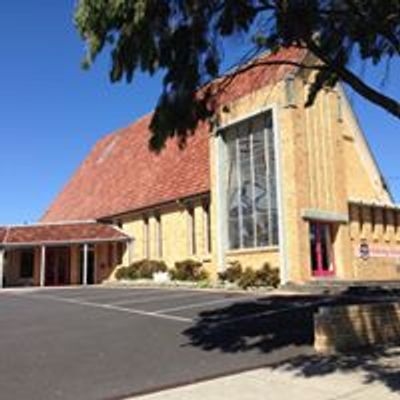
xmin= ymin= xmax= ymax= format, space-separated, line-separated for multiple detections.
xmin=0 ymin=286 xmax=316 ymax=399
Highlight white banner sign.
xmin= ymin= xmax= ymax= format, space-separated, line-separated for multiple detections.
xmin=356 ymin=242 xmax=400 ymax=259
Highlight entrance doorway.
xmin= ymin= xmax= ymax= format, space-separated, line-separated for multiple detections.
xmin=45 ymin=247 xmax=71 ymax=286
xmin=79 ymin=245 xmax=95 ymax=284
xmin=309 ymin=222 xmax=335 ymax=277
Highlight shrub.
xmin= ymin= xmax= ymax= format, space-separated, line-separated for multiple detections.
xmin=237 ymin=267 xmax=258 ymax=289
xmin=115 ymin=259 xmax=168 ymax=280
xmin=256 ymin=263 xmax=280 ymax=288
xmin=135 ymin=259 xmax=168 ymax=279
xmin=115 ymin=266 xmax=130 ymax=280
xmin=169 ymin=259 xmax=209 ymax=281
xmin=218 ymin=261 xmax=243 ymax=283
xmin=234 ymin=263 xmax=281 ymax=289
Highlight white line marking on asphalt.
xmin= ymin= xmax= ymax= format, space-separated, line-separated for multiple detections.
xmin=108 ymin=292 xmax=207 ymax=306
xmin=68 ymin=286 xmax=210 ymax=302
xmin=70 ymin=290 xmax=164 ymax=302
xmin=154 ymin=296 xmax=252 ymax=314
xmin=13 ymin=293 xmax=193 ymax=324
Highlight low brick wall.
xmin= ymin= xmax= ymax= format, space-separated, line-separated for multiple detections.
xmin=314 ymin=302 xmax=400 ymax=353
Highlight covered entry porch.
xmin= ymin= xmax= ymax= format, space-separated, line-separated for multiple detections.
xmin=0 ymin=222 xmax=132 ymax=288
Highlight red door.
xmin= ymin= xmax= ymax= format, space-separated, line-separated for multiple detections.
xmin=310 ymin=223 xmax=335 ymax=277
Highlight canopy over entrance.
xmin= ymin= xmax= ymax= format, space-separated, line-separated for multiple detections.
xmin=0 ymin=221 xmax=132 ymax=288
xmin=0 ymin=221 xmax=130 ymax=248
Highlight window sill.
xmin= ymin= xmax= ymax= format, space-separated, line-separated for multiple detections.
xmin=225 ymin=246 xmax=279 ymax=256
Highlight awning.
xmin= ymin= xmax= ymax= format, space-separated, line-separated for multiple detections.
xmin=0 ymin=221 xmax=131 ymax=248
xmin=301 ymin=209 xmax=349 ymax=223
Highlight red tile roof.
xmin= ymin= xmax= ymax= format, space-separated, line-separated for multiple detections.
xmin=210 ymin=47 xmax=305 ymax=106
xmin=42 ymin=116 xmax=211 ymax=222
xmin=0 ymin=228 xmax=6 ymax=244
xmin=0 ymin=222 xmax=130 ymax=247
xmin=42 ymin=47 xmax=304 ymax=222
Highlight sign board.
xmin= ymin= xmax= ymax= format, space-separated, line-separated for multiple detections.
xmin=359 ymin=241 xmax=369 ymax=260
xmin=357 ymin=241 xmax=400 ymax=259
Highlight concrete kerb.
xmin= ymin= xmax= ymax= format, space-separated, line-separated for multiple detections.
xmin=101 ymin=280 xmax=320 ymax=298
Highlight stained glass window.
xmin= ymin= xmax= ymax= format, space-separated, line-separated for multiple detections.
xmin=225 ymin=111 xmax=279 ymax=249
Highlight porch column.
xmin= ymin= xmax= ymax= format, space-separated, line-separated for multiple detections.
xmin=0 ymin=248 xmax=4 ymax=289
xmin=82 ymin=243 xmax=88 ymax=286
xmin=214 ymin=135 xmax=227 ymax=272
xmin=40 ymin=245 xmax=46 ymax=287
xmin=128 ymin=239 xmax=134 ymax=264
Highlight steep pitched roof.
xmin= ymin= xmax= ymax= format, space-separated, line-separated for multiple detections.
xmin=42 ymin=47 xmax=304 ymax=222
xmin=42 ymin=115 xmax=211 ymax=222
xmin=0 ymin=222 xmax=130 ymax=247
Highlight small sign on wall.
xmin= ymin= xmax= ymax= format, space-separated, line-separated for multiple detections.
xmin=359 ymin=241 xmax=370 ymax=260
xmin=357 ymin=240 xmax=400 ymax=260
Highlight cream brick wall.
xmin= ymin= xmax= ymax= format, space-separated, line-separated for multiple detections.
xmin=343 ymin=138 xmax=380 ymax=200
xmin=349 ymin=203 xmax=400 ymax=281
xmin=116 ymin=199 xmax=214 ymax=277
xmin=315 ymin=303 xmax=400 ymax=353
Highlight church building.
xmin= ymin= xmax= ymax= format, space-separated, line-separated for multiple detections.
xmin=1 ymin=47 xmax=399 ymax=288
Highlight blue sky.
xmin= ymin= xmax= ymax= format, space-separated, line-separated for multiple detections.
xmin=0 ymin=1 xmax=399 ymax=225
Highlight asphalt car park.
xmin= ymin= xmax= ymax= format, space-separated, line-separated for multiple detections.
xmin=0 ymin=286 xmax=317 ymax=400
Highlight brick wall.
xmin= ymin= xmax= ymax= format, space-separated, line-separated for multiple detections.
xmin=349 ymin=202 xmax=400 ymax=280
xmin=111 ymin=197 xmax=215 ymax=279
xmin=315 ymin=302 xmax=400 ymax=353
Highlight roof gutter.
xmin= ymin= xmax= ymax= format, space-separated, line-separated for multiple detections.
xmin=2 ymin=236 xmax=132 ymax=249
xmin=100 ymin=191 xmax=211 ymax=221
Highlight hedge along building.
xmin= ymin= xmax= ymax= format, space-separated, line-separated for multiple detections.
xmin=1 ymin=47 xmax=399 ymax=288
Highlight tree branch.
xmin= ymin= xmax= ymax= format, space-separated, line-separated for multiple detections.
xmin=344 ymin=0 xmax=400 ymax=53
xmin=206 ymin=56 xmax=326 ymax=104
xmin=306 ymin=40 xmax=400 ymax=119
xmin=211 ymin=55 xmax=322 ymax=93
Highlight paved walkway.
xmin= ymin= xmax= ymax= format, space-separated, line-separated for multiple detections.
xmin=132 ymin=347 xmax=400 ymax=400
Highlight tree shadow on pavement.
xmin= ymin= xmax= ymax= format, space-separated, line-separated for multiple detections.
xmin=182 ymin=295 xmax=326 ymax=354
xmin=268 ymin=346 xmax=400 ymax=393
xmin=182 ymin=289 xmax=400 ymax=393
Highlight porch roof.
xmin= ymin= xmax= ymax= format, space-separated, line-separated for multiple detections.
xmin=0 ymin=221 xmax=131 ymax=248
